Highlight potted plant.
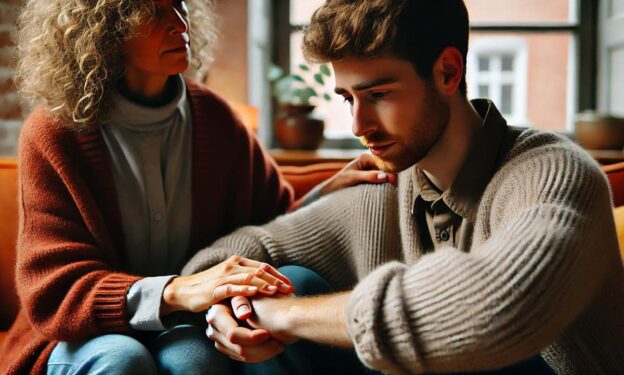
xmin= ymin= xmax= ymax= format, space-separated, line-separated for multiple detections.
xmin=268 ymin=63 xmax=332 ymax=150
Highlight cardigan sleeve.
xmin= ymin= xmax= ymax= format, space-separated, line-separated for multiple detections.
xmin=345 ymin=148 xmax=618 ymax=374
xmin=16 ymin=127 xmax=142 ymax=342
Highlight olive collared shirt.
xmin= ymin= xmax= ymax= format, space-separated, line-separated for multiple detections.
xmin=412 ymin=99 xmax=520 ymax=253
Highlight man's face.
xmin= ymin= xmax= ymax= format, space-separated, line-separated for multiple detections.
xmin=122 ymin=0 xmax=192 ymax=77
xmin=333 ymin=56 xmax=449 ymax=173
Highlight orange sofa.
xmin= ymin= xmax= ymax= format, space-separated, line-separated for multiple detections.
xmin=2 ymin=158 xmax=624 ymax=348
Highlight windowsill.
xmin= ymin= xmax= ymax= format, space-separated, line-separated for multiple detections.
xmin=586 ymin=149 xmax=624 ymax=165
xmin=270 ymin=148 xmax=365 ymax=166
xmin=270 ymin=147 xmax=624 ymax=166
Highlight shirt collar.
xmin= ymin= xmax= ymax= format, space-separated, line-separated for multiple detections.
xmin=411 ymin=99 xmax=508 ymax=220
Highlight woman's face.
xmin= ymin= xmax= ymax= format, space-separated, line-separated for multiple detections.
xmin=122 ymin=0 xmax=191 ymax=77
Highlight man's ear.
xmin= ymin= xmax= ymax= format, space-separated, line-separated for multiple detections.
xmin=432 ymin=47 xmax=464 ymax=96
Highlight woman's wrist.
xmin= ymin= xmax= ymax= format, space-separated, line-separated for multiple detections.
xmin=160 ymin=277 xmax=183 ymax=316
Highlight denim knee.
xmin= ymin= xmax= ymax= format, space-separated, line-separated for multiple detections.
xmin=149 ymin=324 xmax=231 ymax=375
xmin=47 ymin=334 xmax=157 ymax=375
xmin=278 ymin=265 xmax=332 ymax=296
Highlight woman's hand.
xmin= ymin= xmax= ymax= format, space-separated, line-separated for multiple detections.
xmin=318 ymin=153 xmax=396 ymax=197
xmin=161 ymin=256 xmax=294 ymax=315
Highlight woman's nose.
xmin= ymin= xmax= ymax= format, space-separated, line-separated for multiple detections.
xmin=168 ymin=8 xmax=188 ymax=35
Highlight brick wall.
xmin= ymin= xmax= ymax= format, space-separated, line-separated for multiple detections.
xmin=0 ymin=1 xmax=22 ymax=157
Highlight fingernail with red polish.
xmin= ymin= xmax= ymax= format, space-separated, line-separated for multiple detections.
xmin=237 ymin=305 xmax=251 ymax=317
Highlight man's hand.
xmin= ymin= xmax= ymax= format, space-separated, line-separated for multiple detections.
xmin=206 ymin=303 xmax=285 ymax=363
xmin=246 ymin=294 xmax=299 ymax=344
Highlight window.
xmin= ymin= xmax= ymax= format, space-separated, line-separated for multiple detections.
xmin=271 ymin=0 xmax=596 ymax=147
xmin=288 ymin=0 xmax=357 ymax=145
xmin=467 ymin=38 xmax=528 ymax=125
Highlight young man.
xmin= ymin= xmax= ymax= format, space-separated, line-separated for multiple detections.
xmin=184 ymin=0 xmax=624 ymax=373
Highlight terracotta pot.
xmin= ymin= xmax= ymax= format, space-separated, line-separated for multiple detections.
xmin=275 ymin=105 xmax=324 ymax=150
xmin=575 ymin=111 xmax=624 ymax=150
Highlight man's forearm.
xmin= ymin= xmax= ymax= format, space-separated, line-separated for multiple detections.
xmin=285 ymin=292 xmax=353 ymax=347
xmin=250 ymin=292 xmax=353 ymax=348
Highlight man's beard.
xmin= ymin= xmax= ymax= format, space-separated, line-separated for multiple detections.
xmin=361 ymin=90 xmax=450 ymax=174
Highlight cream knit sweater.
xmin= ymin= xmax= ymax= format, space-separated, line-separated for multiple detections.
xmin=183 ymin=129 xmax=624 ymax=374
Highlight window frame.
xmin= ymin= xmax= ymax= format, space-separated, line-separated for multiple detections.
xmin=270 ymin=0 xmax=598 ymax=148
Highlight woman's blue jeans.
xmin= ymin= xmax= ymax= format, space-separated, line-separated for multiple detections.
xmin=46 ymin=265 xmax=371 ymax=375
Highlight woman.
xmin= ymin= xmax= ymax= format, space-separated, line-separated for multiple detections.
xmin=0 ymin=0 xmax=391 ymax=373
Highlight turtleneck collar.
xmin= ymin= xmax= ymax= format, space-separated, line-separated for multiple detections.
xmin=105 ymin=74 xmax=187 ymax=132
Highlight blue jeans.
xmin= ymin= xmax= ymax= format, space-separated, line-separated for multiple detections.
xmin=46 ymin=266 xmax=371 ymax=375
xmin=46 ymin=266 xmax=552 ymax=374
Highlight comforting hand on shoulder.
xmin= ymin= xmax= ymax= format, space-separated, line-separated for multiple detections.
xmin=319 ymin=153 xmax=396 ymax=197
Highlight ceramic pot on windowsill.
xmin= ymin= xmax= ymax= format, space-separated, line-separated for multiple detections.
xmin=275 ymin=104 xmax=325 ymax=150
xmin=575 ymin=111 xmax=624 ymax=150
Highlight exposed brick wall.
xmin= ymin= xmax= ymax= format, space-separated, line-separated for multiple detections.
xmin=0 ymin=1 xmax=22 ymax=157
xmin=204 ymin=0 xmax=248 ymax=104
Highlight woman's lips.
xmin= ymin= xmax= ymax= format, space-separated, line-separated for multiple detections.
xmin=164 ymin=45 xmax=188 ymax=54
xmin=369 ymin=143 xmax=394 ymax=156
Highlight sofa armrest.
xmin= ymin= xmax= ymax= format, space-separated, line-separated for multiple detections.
xmin=280 ymin=162 xmax=348 ymax=199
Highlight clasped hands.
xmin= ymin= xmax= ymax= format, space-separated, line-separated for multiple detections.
xmin=162 ymin=255 xmax=297 ymax=362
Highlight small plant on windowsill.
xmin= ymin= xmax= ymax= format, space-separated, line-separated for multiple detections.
xmin=268 ymin=63 xmax=332 ymax=150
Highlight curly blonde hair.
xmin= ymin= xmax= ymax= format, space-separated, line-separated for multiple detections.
xmin=15 ymin=0 xmax=218 ymax=131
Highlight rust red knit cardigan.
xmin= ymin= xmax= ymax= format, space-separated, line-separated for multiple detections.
xmin=0 ymin=81 xmax=293 ymax=374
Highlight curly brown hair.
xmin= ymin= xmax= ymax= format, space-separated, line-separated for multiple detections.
xmin=302 ymin=0 xmax=469 ymax=95
xmin=15 ymin=0 xmax=218 ymax=131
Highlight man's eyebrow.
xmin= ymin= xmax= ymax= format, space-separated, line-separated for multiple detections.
xmin=334 ymin=77 xmax=398 ymax=95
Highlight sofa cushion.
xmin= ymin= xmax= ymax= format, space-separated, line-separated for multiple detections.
xmin=0 ymin=159 xmax=19 ymax=331
xmin=603 ymin=162 xmax=624 ymax=207
xmin=613 ymin=206 xmax=624 ymax=261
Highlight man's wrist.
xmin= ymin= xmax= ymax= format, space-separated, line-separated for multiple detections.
xmin=282 ymin=299 xmax=303 ymax=339
xmin=277 ymin=293 xmax=353 ymax=347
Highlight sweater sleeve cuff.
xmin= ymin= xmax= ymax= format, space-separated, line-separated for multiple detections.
xmin=346 ymin=261 xmax=409 ymax=374
xmin=126 ymin=275 xmax=177 ymax=331
xmin=93 ymin=274 xmax=144 ymax=332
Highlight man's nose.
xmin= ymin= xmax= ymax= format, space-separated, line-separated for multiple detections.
xmin=351 ymin=102 xmax=377 ymax=138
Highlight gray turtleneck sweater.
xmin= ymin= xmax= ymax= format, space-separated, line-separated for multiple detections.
xmin=100 ymin=75 xmax=192 ymax=330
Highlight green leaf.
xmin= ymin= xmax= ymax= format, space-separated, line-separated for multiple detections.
xmin=304 ymin=87 xmax=318 ymax=97
xmin=298 ymin=64 xmax=310 ymax=71
xmin=292 ymin=75 xmax=305 ymax=82
xmin=314 ymin=73 xmax=324 ymax=85
xmin=319 ymin=64 xmax=331 ymax=77
xmin=267 ymin=65 xmax=284 ymax=81
xmin=298 ymin=87 xmax=318 ymax=106
xmin=323 ymin=93 xmax=332 ymax=101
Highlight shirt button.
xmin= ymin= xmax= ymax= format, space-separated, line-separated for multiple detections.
xmin=439 ymin=229 xmax=450 ymax=241
xmin=154 ymin=212 xmax=163 ymax=222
